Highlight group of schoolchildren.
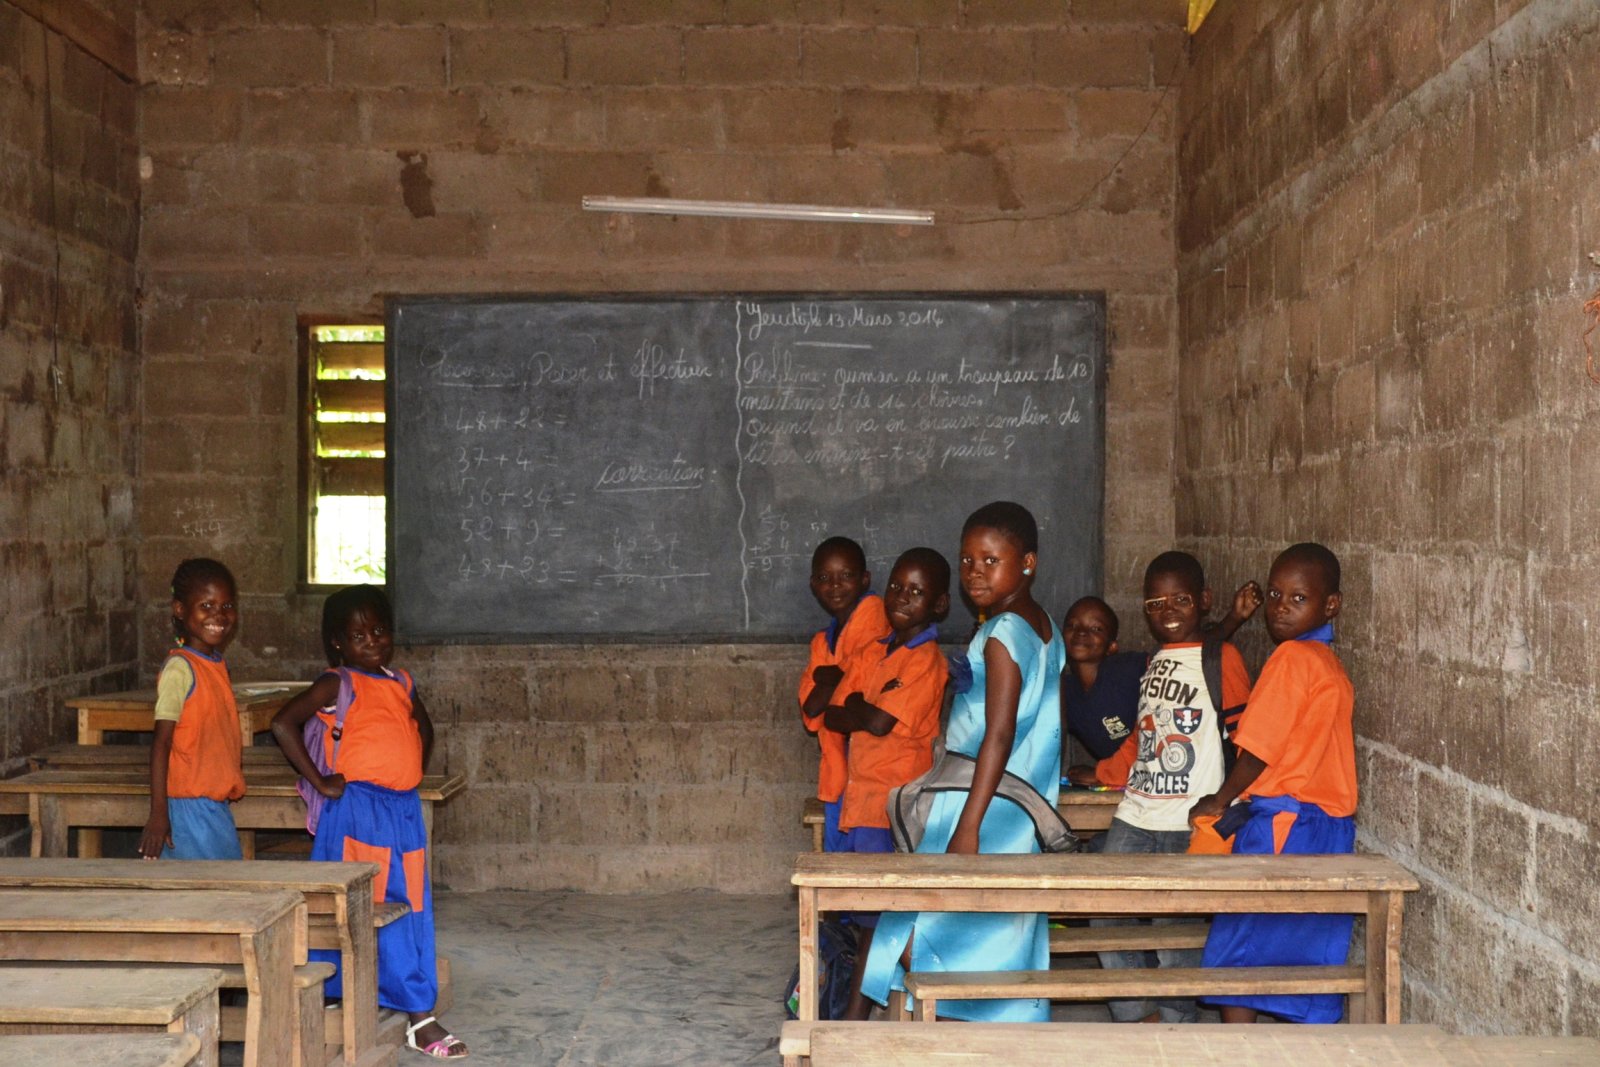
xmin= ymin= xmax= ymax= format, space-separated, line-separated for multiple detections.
xmin=801 ymin=500 xmax=1357 ymax=1026
xmin=142 ymin=558 xmax=467 ymax=1060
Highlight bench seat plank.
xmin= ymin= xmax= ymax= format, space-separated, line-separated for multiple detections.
xmin=905 ymin=964 xmax=1366 ymax=1019
xmin=787 ymin=1022 xmax=1455 ymax=1067
xmin=1048 ymin=922 xmax=1208 ymax=953
xmin=8 ymin=1033 xmax=203 ymax=1067
xmin=0 ymin=964 xmax=222 ymax=1025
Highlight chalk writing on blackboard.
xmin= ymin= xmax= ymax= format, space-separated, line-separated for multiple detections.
xmin=388 ymin=295 xmax=1104 ymax=640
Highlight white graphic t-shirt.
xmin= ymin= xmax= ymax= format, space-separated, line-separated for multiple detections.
xmin=1112 ymin=644 xmax=1227 ymax=832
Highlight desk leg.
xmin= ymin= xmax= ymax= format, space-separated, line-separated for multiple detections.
xmin=422 ymin=800 xmax=436 ymax=886
xmin=241 ymin=915 xmax=298 ymax=1067
xmin=76 ymin=829 xmax=104 ymax=858
xmin=1366 ymin=890 xmax=1404 ymax=1023
xmin=30 ymin=795 xmax=68 ymax=858
xmin=339 ymin=889 xmax=379 ymax=1065
xmin=239 ymin=830 xmax=257 ymax=860
xmin=798 ymin=887 xmax=819 ymax=1021
xmin=172 ymin=989 xmax=222 ymax=1067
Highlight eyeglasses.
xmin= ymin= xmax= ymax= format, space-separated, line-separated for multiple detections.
xmin=1143 ymin=593 xmax=1196 ymax=614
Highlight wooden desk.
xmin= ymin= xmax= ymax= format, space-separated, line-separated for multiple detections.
xmin=66 ymin=682 xmax=308 ymax=746
xmin=0 ymin=965 xmax=222 ymax=1067
xmin=0 ymin=859 xmax=381 ymax=1066
xmin=790 ymin=852 xmax=1419 ymax=1024
xmin=0 ymin=769 xmax=466 ymax=869
xmin=0 ymin=888 xmax=306 ymax=1067
xmin=782 ymin=1022 xmax=1453 ymax=1067
xmin=800 ymin=788 xmax=1122 ymax=852
xmin=9 ymin=1032 xmax=204 ymax=1067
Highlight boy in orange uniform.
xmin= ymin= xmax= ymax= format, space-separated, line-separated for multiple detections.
xmin=1190 ymin=542 xmax=1356 ymax=1024
xmin=799 ymin=536 xmax=889 ymax=853
xmin=824 ymin=546 xmax=951 ymax=1020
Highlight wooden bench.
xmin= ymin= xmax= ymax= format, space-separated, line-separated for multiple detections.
xmin=0 ymin=964 xmax=222 ymax=1067
xmin=779 ymin=1021 xmax=1600 ymax=1067
xmin=904 ymin=964 xmax=1368 ymax=1021
xmin=8 ymin=1032 xmax=205 ymax=1067
xmin=781 ymin=1022 xmax=1455 ymax=1067
xmin=790 ymin=852 xmax=1419 ymax=1024
xmin=0 ymin=768 xmax=465 ymax=875
xmin=0 ymin=859 xmax=383 ymax=1067
xmin=0 ymin=887 xmax=305 ymax=1067
xmin=799 ymin=788 xmax=1122 ymax=852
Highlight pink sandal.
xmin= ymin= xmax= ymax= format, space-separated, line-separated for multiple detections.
xmin=406 ymin=1016 xmax=468 ymax=1059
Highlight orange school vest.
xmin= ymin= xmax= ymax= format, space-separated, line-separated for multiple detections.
xmin=798 ymin=595 xmax=889 ymax=803
xmin=1233 ymin=640 xmax=1357 ymax=817
xmin=165 ymin=647 xmax=245 ymax=802
xmin=330 ymin=667 xmax=424 ymax=792
xmin=836 ymin=631 xmax=948 ymax=831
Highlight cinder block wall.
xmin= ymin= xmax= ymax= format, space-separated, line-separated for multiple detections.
xmin=1178 ymin=0 xmax=1600 ymax=1036
xmin=0 ymin=5 xmax=141 ymax=853
xmin=135 ymin=1 xmax=1185 ymax=891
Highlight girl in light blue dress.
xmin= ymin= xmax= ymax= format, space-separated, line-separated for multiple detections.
xmin=860 ymin=501 xmax=1065 ymax=1022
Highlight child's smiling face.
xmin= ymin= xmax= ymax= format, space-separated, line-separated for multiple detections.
xmin=1064 ymin=599 xmax=1119 ymax=665
xmin=172 ymin=578 xmax=237 ymax=655
xmin=884 ymin=559 xmax=948 ymax=641
xmin=1264 ymin=556 xmax=1341 ymax=643
xmin=809 ymin=546 xmax=870 ymax=623
xmin=334 ymin=606 xmax=394 ymax=671
xmin=1142 ymin=569 xmax=1209 ymax=645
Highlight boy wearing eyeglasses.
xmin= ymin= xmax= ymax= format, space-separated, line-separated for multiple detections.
xmin=1190 ymin=543 xmax=1356 ymax=1025
xmin=1065 ymin=551 xmax=1253 ymax=1023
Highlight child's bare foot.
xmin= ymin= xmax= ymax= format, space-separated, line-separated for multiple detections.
xmin=406 ymin=1013 xmax=468 ymax=1058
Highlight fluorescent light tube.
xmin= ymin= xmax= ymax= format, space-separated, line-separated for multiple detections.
xmin=582 ymin=195 xmax=934 ymax=226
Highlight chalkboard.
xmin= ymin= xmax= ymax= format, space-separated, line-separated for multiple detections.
xmin=387 ymin=294 xmax=1104 ymax=641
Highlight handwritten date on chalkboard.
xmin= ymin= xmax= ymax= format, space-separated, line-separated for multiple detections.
xmin=387 ymin=294 xmax=1105 ymax=641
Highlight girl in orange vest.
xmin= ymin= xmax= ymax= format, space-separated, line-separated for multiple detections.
xmin=272 ymin=584 xmax=466 ymax=1060
xmin=140 ymin=558 xmax=246 ymax=860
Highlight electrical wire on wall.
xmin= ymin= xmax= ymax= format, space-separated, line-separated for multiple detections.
xmin=39 ymin=17 xmax=65 ymax=404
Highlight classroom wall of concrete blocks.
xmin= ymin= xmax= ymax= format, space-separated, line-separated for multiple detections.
xmin=2 ymin=0 xmax=1597 ymax=1037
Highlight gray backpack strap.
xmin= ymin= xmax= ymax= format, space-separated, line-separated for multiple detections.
xmin=889 ymin=741 xmax=1082 ymax=854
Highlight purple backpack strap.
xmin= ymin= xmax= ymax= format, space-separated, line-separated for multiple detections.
xmin=300 ymin=667 xmax=357 ymax=835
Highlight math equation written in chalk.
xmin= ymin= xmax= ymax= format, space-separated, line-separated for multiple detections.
xmin=388 ymin=294 xmax=1104 ymax=640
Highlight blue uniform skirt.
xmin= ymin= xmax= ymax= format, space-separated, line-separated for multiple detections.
xmin=1201 ymin=796 xmax=1356 ymax=1023
xmin=310 ymin=781 xmax=438 ymax=1013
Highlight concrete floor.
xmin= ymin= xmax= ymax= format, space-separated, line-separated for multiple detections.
xmin=435 ymin=891 xmax=796 ymax=1065
xmin=431 ymin=891 xmax=1143 ymax=1066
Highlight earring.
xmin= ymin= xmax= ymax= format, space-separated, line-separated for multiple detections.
xmin=1023 ymin=567 xmax=1033 ymax=575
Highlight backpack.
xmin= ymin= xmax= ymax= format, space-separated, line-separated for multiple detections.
xmin=296 ymin=667 xmax=356 ymax=835
xmin=888 ymin=740 xmax=1083 ymax=855
xmin=783 ymin=919 xmax=859 ymax=1020
xmin=1200 ymin=636 xmax=1242 ymax=775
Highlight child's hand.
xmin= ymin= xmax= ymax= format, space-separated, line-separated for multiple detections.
xmin=945 ymin=824 xmax=980 ymax=855
xmin=139 ymin=813 xmax=171 ymax=860
xmin=318 ymin=773 xmax=347 ymax=800
xmin=1231 ymin=581 xmax=1262 ymax=622
xmin=1188 ymin=793 xmax=1226 ymax=825
xmin=1065 ymin=765 xmax=1099 ymax=788
xmin=812 ymin=664 xmax=844 ymax=688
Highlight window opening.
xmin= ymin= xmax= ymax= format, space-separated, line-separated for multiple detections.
xmin=308 ymin=324 xmax=386 ymax=585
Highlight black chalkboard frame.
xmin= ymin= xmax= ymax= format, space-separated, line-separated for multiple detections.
xmin=384 ymin=291 xmax=1107 ymax=644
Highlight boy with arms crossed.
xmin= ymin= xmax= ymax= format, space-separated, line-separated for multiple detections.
xmin=799 ymin=536 xmax=889 ymax=853
xmin=1190 ymin=542 xmax=1356 ymax=1024
xmin=824 ymin=547 xmax=951 ymax=1020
